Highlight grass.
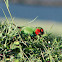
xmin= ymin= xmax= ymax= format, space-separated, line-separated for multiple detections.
xmin=0 ymin=21 xmax=62 ymax=62
xmin=0 ymin=0 xmax=62 ymax=62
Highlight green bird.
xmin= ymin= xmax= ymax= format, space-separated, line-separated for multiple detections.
xmin=21 ymin=26 xmax=44 ymax=36
xmin=12 ymin=26 xmax=44 ymax=41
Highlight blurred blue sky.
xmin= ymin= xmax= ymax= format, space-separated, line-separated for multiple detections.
xmin=0 ymin=0 xmax=62 ymax=23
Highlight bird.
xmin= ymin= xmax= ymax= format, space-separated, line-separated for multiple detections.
xmin=12 ymin=26 xmax=44 ymax=41
xmin=21 ymin=26 xmax=44 ymax=37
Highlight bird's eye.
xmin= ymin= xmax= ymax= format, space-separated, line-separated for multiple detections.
xmin=40 ymin=29 xmax=44 ymax=35
xmin=41 ymin=29 xmax=43 ymax=32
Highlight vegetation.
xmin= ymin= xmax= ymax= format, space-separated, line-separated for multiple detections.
xmin=0 ymin=0 xmax=62 ymax=62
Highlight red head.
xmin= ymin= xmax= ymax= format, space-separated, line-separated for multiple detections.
xmin=35 ymin=28 xmax=44 ymax=35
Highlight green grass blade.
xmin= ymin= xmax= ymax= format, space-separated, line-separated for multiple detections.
xmin=4 ymin=0 xmax=14 ymax=23
xmin=0 ymin=7 xmax=9 ymax=22
xmin=6 ymin=0 xmax=9 ymax=9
